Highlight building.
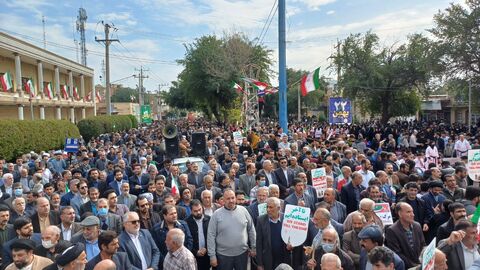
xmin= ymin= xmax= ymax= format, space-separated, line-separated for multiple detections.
xmin=421 ymin=94 xmax=480 ymax=124
xmin=0 ymin=32 xmax=96 ymax=121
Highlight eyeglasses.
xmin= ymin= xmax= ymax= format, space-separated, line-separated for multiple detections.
xmin=128 ymin=220 xmax=140 ymax=224
xmin=80 ymin=186 xmax=88 ymax=189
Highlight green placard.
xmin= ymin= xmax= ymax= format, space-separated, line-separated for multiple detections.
xmin=141 ymin=105 xmax=153 ymax=124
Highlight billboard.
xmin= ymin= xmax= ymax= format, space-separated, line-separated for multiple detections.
xmin=329 ymin=97 xmax=352 ymax=124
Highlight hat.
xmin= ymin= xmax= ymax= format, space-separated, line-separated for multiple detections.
xmin=42 ymin=153 xmax=50 ymax=158
xmin=80 ymin=216 xmax=100 ymax=227
xmin=358 ymin=225 xmax=383 ymax=239
xmin=429 ymin=180 xmax=443 ymax=189
xmin=54 ymin=150 xmax=62 ymax=155
xmin=32 ymin=183 xmax=43 ymax=194
xmin=55 ymin=243 xmax=85 ymax=266
xmin=10 ymin=239 xmax=36 ymax=251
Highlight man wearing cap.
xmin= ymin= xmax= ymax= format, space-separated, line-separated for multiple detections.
xmin=43 ymin=243 xmax=88 ymax=270
xmin=48 ymin=151 xmax=67 ymax=175
xmin=71 ymin=216 xmax=101 ymax=261
xmin=5 ymin=239 xmax=52 ymax=270
xmin=421 ymin=180 xmax=446 ymax=232
xmin=85 ymin=231 xmax=133 ymax=270
xmin=357 ymin=225 xmax=404 ymax=270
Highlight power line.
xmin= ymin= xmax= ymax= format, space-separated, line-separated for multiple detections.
xmin=255 ymin=0 xmax=278 ymax=46
xmin=258 ymin=5 xmax=278 ymax=46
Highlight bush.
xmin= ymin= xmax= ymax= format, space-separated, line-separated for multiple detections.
xmin=127 ymin=114 xmax=138 ymax=128
xmin=0 ymin=120 xmax=80 ymax=161
xmin=77 ymin=115 xmax=136 ymax=142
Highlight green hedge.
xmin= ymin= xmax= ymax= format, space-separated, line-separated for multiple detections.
xmin=77 ymin=115 xmax=138 ymax=142
xmin=0 ymin=120 xmax=80 ymax=161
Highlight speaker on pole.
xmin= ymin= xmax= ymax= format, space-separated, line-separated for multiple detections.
xmin=163 ymin=124 xmax=179 ymax=158
xmin=191 ymin=132 xmax=207 ymax=157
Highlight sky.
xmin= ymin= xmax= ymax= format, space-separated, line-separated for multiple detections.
xmin=0 ymin=0 xmax=462 ymax=93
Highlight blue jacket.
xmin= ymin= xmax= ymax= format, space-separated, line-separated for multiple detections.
xmin=421 ymin=192 xmax=446 ymax=224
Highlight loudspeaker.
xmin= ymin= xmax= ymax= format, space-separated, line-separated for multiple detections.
xmin=164 ymin=137 xmax=179 ymax=158
xmin=191 ymin=132 xmax=207 ymax=157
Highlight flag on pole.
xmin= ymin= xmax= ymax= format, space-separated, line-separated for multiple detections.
xmin=265 ymin=88 xmax=278 ymax=95
xmin=301 ymin=67 xmax=321 ymax=96
xmin=61 ymin=85 xmax=69 ymax=99
xmin=24 ymin=79 xmax=35 ymax=97
xmin=96 ymin=92 xmax=102 ymax=102
xmin=0 ymin=72 xmax=13 ymax=92
xmin=84 ymin=92 xmax=91 ymax=102
xmin=44 ymin=82 xmax=53 ymax=99
xmin=73 ymin=87 xmax=80 ymax=100
xmin=242 ymin=77 xmax=269 ymax=91
xmin=231 ymin=82 xmax=245 ymax=93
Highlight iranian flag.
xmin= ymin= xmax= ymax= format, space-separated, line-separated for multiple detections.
xmin=265 ymin=87 xmax=278 ymax=95
xmin=242 ymin=77 xmax=269 ymax=91
xmin=44 ymin=82 xmax=53 ymax=99
xmin=0 ymin=72 xmax=13 ymax=92
xmin=96 ymin=92 xmax=102 ymax=102
xmin=61 ymin=85 xmax=69 ymax=99
xmin=301 ymin=67 xmax=321 ymax=96
xmin=171 ymin=177 xmax=179 ymax=196
xmin=231 ymin=81 xmax=244 ymax=93
xmin=73 ymin=87 xmax=80 ymax=100
xmin=84 ymin=91 xmax=91 ymax=102
xmin=24 ymin=79 xmax=35 ymax=97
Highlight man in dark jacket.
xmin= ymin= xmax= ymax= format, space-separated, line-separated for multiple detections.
xmin=185 ymin=200 xmax=210 ymax=270
xmin=85 ymin=230 xmax=133 ymax=270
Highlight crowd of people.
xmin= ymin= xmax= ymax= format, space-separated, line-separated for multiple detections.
xmin=0 ymin=118 xmax=479 ymax=270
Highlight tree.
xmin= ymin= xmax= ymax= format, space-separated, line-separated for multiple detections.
xmin=331 ymin=32 xmax=438 ymax=124
xmin=111 ymin=86 xmax=138 ymax=102
xmin=165 ymin=33 xmax=273 ymax=121
xmin=430 ymin=0 xmax=480 ymax=80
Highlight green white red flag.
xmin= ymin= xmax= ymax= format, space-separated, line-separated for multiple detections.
xmin=44 ymin=82 xmax=53 ymax=99
xmin=242 ymin=77 xmax=269 ymax=91
xmin=301 ymin=67 xmax=321 ymax=96
xmin=0 ymin=72 xmax=13 ymax=92
xmin=231 ymin=82 xmax=244 ymax=93
xmin=61 ymin=85 xmax=69 ymax=99
xmin=24 ymin=79 xmax=35 ymax=97
xmin=73 ymin=87 xmax=80 ymax=100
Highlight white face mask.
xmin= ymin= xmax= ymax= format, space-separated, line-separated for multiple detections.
xmin=42 ymin=240 xmax=55 ymax=249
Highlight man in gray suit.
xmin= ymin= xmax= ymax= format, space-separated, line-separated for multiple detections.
xmin=342 ymin=212 xmax=366 ymax=268
xmin=238 ymin=163 xmax=256 ymax=197
xmin=438 ymin=220 xmax=480 ymax=270
xmin=256 ymin=197 xmax=288 ymax=270
xmin=96 ymin=198 xmax=123 ymax=235
xmin=117 ymin=182 xmax=137 ymax=211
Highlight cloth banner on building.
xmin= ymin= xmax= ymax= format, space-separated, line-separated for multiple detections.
xmin=328 ymin=97 xmax=352 ymax=124
xmin=141 ymin=105 xmax=153 ymax=124
xmin=311 ymin=168 xmax=327 ymax=197
xmin=281 ymin=205 xmax=310 ymax=247
xmin=468 ymin=149 xmax=480 ymax=182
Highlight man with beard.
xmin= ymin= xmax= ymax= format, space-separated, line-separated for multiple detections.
xmin=108 ymin=169 xmax=127 ymax=195
xmin=436 ymin=202 xmax=466 ymax=244
xmin=422 ymin=181 xmax=446 ymax=233
xmin=461 ymin=186 xmax=480 ymax=216
xmin=443 ymin=174 xmax=465 ymax=202
xmin=342 ymin=212 xmax=366 ymax=268
xmin=80 ymin=187 xmax=100 ymax=217
xmin=5 ymin=239 xmax=52 ymax=270
xmin=85 ymin=231 xmax=133 ymax=270
xmin=305 ymin=228 xmax=353 ymax=270
xmin=186 ymin=200 xmax=211 ymax=270
xmin=136 ymin=196 xmax=161 ymax=231
xmin=43 ymin=243 xmax=87 ymax=270
xmin=2 ymin=218 xmax=41 ymax=267
xmin=357 ymin=225 xmax=404 ymax=270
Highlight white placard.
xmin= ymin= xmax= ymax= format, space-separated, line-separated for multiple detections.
xmin=311 ymin=168 xmax=327 ymax=197
xmin=281 ymin=205 xmax=310 ymax=247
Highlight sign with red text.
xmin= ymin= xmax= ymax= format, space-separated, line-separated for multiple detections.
xmin=311 ymin=168 xmax=327 ymax=197
xmin=281 ymin=205 xmax=310 ymax=247
xmin=374 ymin=203 xmax=393 ymax=225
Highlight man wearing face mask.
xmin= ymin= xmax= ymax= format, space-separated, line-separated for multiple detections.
xmin=306 ymin=228 xmax=353 ymax=270
xmin=4 ymin=183 xmax=24 ymax=210
xmin=96 ymin=198 xmax=122 ymax=235
xmin=357 ymin=225 xmax=404 ymax=270
xmin=33 ymin=225 xmax=68 ymax=260
xmin=248 ymin=174 xmax=267 ymax=203
xmin=186 ymin=200 xmax=211 ymax=270
xmin=342 ymin=212 xmax=366 ymax=269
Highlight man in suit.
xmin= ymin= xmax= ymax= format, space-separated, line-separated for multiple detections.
xmin=274 ymin=157 xmax=295 ymax=198
xmin=96 ymin=198 xmax=122 ymax=235
xmin=0 ymin=205 xmax=14 ymax=254
xmin=188 ymin=163 xmax=204 ymax=188
xmin=87 ymin=168 xmax=107 ymax=196
xmin=186 ymin=200 xmax=210 ymax=270
xmin=437 ymin=202 xmax=466 ymax=244
xmin=238 ymin=163 xmax=256 ymax=197
xmin=357 ymin=225 xmax=404 ymax=270
xmin=256 ymin=197 xmax=288 ymax=270
xmin=284 ymin=179 xmax=316 ymax=214
xmin=323 ymin=188 xmax=346 ymax=224
xmin=438 ymin=220 xmax=480 ymax=270
xmin=30 ymin=197 xmax=60 ymax=234
xmin=342 ymin=212 xmax=365 ymax=268
xmin=70 ymin=179 xmax=90 ymax=221
xmin=80 ymin=187 xmax=100 ymax=217
xmin=385 ymin=202 xmax=425 ymax=269
xmin=248 ymin=187 xmax=269 ymax=225
xmin=117 ymin=182 xmax=137 ymax=211
xmin=58 ymin=206 xmax=81 ymax=241
xmin=421 ymin=180 xmax=446 ymax=231
xmin=118 ymin=211 xmax=161 ymax=270
xmin=195 ymin=175 xmax=221 ymax=201
xmin=85 ymin=230 xmax=134 ymax=270
xmin=109 ymin=169 xmax=127 ymax=196
xmin=129 ymin=164 xmax=149 ymax=196
xmin=71 ymin=216 xmax=101 ymax=261
xmin=341 ymin=172 xmax=366 ymax=214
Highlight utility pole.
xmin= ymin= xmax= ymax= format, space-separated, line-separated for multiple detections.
xmin=95 ymin=22 xmax=118 ymax=115
xmin=297 ymin=84 xmax=301 ymax=122
xmin=42 ymin=16 xmax=46 ymax=50
xmin=336 ymin=39 xmax=342 ymax=96
xmin=469 ymin=80 xmax=472 ymax=133
xmin=278 ymin=0 xmax=288 ymax=133
xmin=157 ymin=83 xmax=168 ymax=121
xmin=134 ymin=66 xmax=149 ymax=106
